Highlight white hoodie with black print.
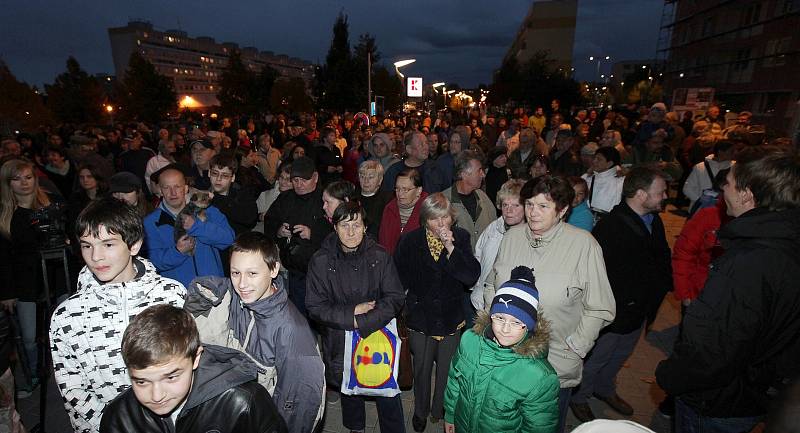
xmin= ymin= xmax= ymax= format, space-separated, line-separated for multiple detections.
xmin=50 ymin=257 xmax=185 ymax=433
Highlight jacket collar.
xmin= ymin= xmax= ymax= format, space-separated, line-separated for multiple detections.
xmin=239 ymin=275 xmax=289 ymax=319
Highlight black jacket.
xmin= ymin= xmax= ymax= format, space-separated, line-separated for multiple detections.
xmin=394 ymin=227 xmax=480 ymax=336
xmin=656 ymin=208 xmax=800 ymax=417
xmin=359 ymin=190 xmax=393 ymax=238
xmin=592 ymin=202 xmax=672 ymax=334
xmin=210 ymin=184 xmax=258 ymax=235
xmin=100 ymin=344 xmax=287 ymax=433
xmin=305 ymin=233 xmax=405 ymax=388
xmin=264 ymin=186 xmax=332 ymax=274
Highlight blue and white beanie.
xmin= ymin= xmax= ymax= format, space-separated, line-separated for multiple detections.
xmin=490 ymin=266 xmax=539 ymax=331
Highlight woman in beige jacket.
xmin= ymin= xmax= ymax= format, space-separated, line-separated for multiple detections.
xmin=484 ymin=175 xmax=616 ymax=433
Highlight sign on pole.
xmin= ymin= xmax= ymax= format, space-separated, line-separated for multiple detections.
xmin=407 ymin=77 xmax=423 ymax=97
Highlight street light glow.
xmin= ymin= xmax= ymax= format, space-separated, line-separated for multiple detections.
xmin=393 ymin=59 xmax=416 ymax=68
xmin=431 ymin=82 xmax=445 ymax=88
xmin=589 ymin=56 xmax=594 ymax=61
xmin=105 ymin=105 xmax=113 ymax=113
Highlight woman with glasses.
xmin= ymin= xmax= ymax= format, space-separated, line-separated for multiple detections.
xmin=378 ymin=167 xmax=427 ymax=255
xmin=393 ymin=193 xmax=481 ymax=432
xmin=485 ymin=175 xmax=615 ymax=433
xmin=444 ymin=266 xmax=559 ymax=433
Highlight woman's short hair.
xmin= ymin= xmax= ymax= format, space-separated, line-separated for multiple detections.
xmin=419 ymin=192 xmax=458 ymax=226
xmin=496 ymin=179 xmax=525 ymax=207
xmin=324 ymin=180 xmax=357 ymax=202
xmin=520 ymin=175 xmax=575 ymax=213
xmin=121 ymin=305 xmax=200 ymax=371
xmin=397 ymin=167 xmax=422 ymax=188
xmin=333 ymin=200 xmax=366 ymax=226
xmin=358 ymin=160 xmax=384 ymax=179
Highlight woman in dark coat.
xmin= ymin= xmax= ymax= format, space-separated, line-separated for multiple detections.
xmin=393 ymin=192 xmax=481 ymax=432
xmin=305 ymin=201 xmax=406 ymax=433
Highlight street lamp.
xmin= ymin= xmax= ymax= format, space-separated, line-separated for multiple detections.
xmin=589 ymin=55 xmax=611 ymax=82
xmin=431 ymin=82 xmax=445 ymax=112
xmin=393 ymin=58 xmax=416 ymax=78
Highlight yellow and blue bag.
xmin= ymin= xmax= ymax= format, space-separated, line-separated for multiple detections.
xmin=340 ymin=318 xmax=402 ymax=397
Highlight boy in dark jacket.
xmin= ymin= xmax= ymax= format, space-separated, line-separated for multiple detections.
xmin=99 ymin=304 xmax=287 ymax=433
xmin=186 ymin=232 xmax=325 ymax=433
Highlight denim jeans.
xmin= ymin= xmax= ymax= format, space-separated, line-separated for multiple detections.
xmin=556 ymin=387 xmax=573 ymax=433
xmin=15 ymin=301 xmax=38 ymax=377
xmin=675 ymin=397 xmax=761 ymax=433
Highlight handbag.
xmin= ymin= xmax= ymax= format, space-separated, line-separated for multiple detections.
xmin=341 ymin=318 xmax=402 ymax=397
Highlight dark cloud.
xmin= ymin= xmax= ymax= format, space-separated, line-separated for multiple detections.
xmin=1 ymin=0 xmax=662 ymax=89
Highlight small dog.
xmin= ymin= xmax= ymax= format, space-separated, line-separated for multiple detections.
xmin=174 ymin=189 xmax=212 ymax=255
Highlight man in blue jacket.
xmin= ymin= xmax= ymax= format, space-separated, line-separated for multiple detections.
xmin=144 ymin=164 xmax=235 ymax=286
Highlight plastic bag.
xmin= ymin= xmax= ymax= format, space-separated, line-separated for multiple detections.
xmin=341 ymin=318 xmax=402 ymax=397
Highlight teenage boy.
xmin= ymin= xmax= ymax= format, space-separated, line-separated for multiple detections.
xmin=208 ymin=153 xmax=258 ymax=236
xmin=185 ymin=231 xmax=325 ymax=433
xmin=50 ymin=198 xmax=186 ymax=433
xmin=99 ymin=304 xmax=288 ymax=433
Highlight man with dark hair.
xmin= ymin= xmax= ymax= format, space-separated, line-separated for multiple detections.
xmin=683 ymin=139 xmax=735 ymax=211
xmin=582 ymin=146 xmax=624 ymax=217
xmin=99 ymin=304 xmax=287 ymax=433
xmin=570 ymin=167 xmax=672 ymax=421
xmin=144 ymin=165 xmax=234 ymax=287
xmin=209 ymin=153 xmax=258 ymax=236
xmin=382 ymin=131 xmax=447 ymax=193
xmin=185 ymin=232 xmax=325 ymax=433
xmin=50 ymin=198 xmax=186 ymax=433
xmin=657 ymin=152 xmax=800 ymax=432
xmin=264 ymin=156 xmax=331 ymax=317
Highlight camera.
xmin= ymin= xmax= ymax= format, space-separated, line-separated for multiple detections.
xmin=30 ymin=202 xmax=68 ymax=250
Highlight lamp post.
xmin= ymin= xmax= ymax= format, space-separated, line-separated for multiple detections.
xmin=589 ymin=55 xmax=611 ymax=82
xmin=105 ymin=104 xmax=114 ymax=126
xmin=431 ymin=82 xmax=445 ymax=114
xmin=394 ymin=59 xmax=416 ymax=113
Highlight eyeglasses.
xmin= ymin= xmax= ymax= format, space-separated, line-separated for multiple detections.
xmin=395 ymin=187 xmax=416 ymax=194
xmin=359 ymin=173 xmax=379 ymax=180
xmin=490 ymin=315 xmax=526 ymax=330
xmin=209 ymin=170 xmax=233 ymax=180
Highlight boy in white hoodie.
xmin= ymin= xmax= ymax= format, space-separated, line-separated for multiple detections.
xmin=50 ymin=197 xmax=185 ymax=433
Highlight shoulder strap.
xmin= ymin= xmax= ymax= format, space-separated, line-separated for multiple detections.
xmin=588 ymin=175 xmax=596 ymax=207
xmin=703 ymin=159 xmax=717 ymax=189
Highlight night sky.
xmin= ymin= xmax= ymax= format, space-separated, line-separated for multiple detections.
xmin=1 ymin=0 xmax=663 ymax=89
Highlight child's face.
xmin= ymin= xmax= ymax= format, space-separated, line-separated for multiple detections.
xmin=572 ymin=184 xmax=587 ymax=207
xmin=230 ymin=251 xmax=280 ymax=304
xmin=129 ymin=349 xmax=202 ymax=416
xmin=491 ymin=313 xmax=527 ymax=347
xmin=79 ymin=226 xmax=141 ymax=284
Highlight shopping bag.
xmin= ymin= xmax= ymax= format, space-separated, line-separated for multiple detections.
xmin=341 ymin=318 xmax=401 ymax=397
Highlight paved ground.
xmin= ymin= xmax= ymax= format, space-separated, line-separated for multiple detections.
xmin=19 ymin=206 xmax=690 ymax=433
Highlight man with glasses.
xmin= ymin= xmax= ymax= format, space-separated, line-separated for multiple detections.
xmin=264 ymin=156 xmax=332 ymax=318
xmin=143 ymin=164 xmax=234 ymax=287
xmin=209 ymin=154 xmax=258 ymax=236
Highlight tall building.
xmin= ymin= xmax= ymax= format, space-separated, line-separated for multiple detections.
xmin=505 ymin=0 xmax=578 ymax=73
xmin=108 ymin=21 xmax=315 ymax=108
xmin=660 ymin=0 xmax=800 ymax=135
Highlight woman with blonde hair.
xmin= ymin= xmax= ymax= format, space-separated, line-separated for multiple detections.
xmin=393 ymin=192 xmax=481 ymax=432
xmin=0 ymin=159 xmax=61 ymax=394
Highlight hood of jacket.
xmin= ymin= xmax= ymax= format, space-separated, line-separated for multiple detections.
xmin=180 ymin=344 xmax=258 ymax=414
xmin=718 ymin=207 xmax=800 ymax=249
xmin=75 ymin=257 xmax=177 ymax=306
xmin=472 ymin=310 xmax=550 ymax=359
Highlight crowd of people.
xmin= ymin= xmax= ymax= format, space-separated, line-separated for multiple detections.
xmin=0 ymin=100 xmax=798 ymax=433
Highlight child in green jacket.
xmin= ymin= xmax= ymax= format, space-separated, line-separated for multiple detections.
xmin=444 ymin=266 xmax=559 ymax=433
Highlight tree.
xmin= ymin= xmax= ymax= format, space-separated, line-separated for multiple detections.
xmin=119 ymin=52 xmax=176 ymax=123
xmin=371 ymin=65 xmax=403 ymax=112
xmin=45 ymin=57 xmax=104 ymax=124
xmin=315 ymin=12 xmax=360 ymax=111
xmin=0 ymin=59 xmax=52 ymax=135
xmin=490 ymin=51 xmax=583 ymax=110
xmin=352 ymin=33 xmax=380 ymax=111
xmin=271 ymin=77 xmax=313 ymax=113
xmin=253 ymin=65 xmax=279 ymax=113
xmin=217 ymin=51 xmax=257 ymax=115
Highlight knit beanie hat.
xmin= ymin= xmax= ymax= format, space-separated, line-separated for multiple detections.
xmin=490 ymin=266 xmax=539 ymax=330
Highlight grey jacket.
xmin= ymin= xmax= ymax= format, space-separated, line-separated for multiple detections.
xmin=186 ymin=275 xmax=325 ymax=433
xmin=443 ymin=186 xmax=496 ymax=251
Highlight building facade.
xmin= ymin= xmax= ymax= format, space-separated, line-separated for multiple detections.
xmin=108 ymin=21 xmax=314 ymax=108
xmin=505 ymin=0 xmax=578 ymax=74
xmin=661 ymin=0 xmax=799 ymax=135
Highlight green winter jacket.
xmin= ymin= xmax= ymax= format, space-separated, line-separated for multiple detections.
xmin=444 ymin=311 xmax=559 ymax=433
